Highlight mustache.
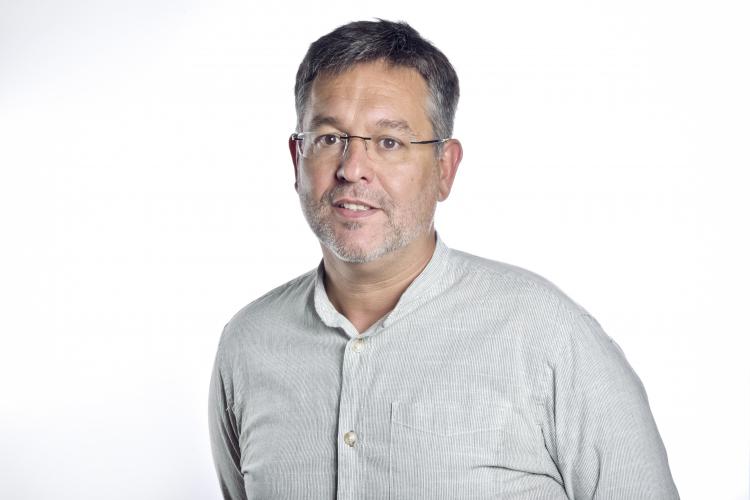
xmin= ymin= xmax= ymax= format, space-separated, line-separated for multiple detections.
xmin=323 ymin=186 xmax=388 ymax=208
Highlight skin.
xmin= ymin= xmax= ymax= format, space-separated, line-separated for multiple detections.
xmin=289 ymin=59 xmax=463 ymax=332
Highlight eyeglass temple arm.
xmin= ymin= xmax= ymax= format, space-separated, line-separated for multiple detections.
xmin=409 ymin=138 xmax=450 ymax=144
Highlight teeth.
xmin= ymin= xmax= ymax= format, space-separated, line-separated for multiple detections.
xmin=339 ymin=202 xmax=371 ymax=211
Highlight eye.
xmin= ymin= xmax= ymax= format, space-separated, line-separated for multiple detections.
xmin=314 ymin=134 xmax=341 ymax=147
xmin=377 ymin=137 xmax=402 ymax=151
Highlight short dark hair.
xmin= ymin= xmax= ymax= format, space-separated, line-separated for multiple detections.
xmin=294 ymin=19 xmax=460 ymax=141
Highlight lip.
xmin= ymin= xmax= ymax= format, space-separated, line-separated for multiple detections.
xmin=332 ymin=197 xmax=378 ymax=209
xmin=332 ymin=198 xmax=380 ymax=219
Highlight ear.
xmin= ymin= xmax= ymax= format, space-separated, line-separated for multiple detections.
xmin=436 ymin=139 xmax=463 ymax=201
xmin=289 ymin=135 xmax=300 ymax=192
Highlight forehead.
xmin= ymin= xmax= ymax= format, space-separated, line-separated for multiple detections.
xmin=304 ymin=60 xmax=431 ymax=134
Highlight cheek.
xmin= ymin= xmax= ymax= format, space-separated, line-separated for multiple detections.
xmin=298 ymin=166 xmax=331 ymax=196
xmin=385 ymin=173 xmax=438 ymax=208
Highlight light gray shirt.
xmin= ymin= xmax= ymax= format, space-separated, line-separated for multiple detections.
xmin=209 ymin=236 xmax=679 ymax=499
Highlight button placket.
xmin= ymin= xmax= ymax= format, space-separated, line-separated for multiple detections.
xmin=337 ymin=334 xmax=371 ymax=497
xmin=341 ymin=338 xmax=365 ymax=453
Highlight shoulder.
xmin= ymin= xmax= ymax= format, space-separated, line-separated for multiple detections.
xmin=443 ymin=247 xmax=620 ymax=358
xmin=446 ymin=247 xmax=588 ymax=319
xmin=217 ymin=268 xmax=318 ymax=354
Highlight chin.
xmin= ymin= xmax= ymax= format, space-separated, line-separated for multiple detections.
xmin=325 ymin=239 xmax=390 ymax=264
xmin=325 ymin=227 xmax=422 ymax=264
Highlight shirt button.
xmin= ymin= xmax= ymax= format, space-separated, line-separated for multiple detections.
xmin=352 ymin=338 xmax=366 ymax=353
xmin=344 ymin=431 xmax=358 ymax=447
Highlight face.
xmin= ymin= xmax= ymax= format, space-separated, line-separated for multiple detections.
xmin=292 ymin=60 xmax=458 ymax=264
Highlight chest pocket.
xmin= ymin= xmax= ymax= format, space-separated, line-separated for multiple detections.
xmin=389 ymin=401 xmax=563 ymax=500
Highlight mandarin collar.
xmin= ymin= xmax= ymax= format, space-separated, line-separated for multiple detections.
xmin=313 ymin=234 xmax=450 ymax=337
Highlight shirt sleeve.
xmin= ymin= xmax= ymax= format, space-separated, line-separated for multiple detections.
xmin=553 ymin=312 xmax=680 ymax=499
xmin=208 ymin=339 xmax=248 ymax=500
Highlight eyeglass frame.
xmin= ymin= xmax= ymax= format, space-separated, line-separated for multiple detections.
xmin=290 ymin=131 xmax=449 ymax=162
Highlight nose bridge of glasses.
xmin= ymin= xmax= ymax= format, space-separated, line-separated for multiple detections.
xmin=342 ymin=134 xmax=372 ymax=159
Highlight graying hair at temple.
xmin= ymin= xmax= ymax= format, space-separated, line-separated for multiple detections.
xmin=293 ymin=19 xmax=460 ymax=144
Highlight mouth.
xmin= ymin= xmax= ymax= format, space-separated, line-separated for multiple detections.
xmin=333 ymin=198 xmax=378 ymax=210
xmin=335 ymin=202 xmax=373 ymax=212
xmin=332 ymin=198 xmax=379 ymax=218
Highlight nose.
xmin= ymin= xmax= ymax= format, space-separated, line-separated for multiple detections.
xmin=337 ymin=136 xmax=374 ymax=183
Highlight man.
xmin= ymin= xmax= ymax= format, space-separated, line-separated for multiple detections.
xmin=209 ymin=19 xmax=679 ymax=500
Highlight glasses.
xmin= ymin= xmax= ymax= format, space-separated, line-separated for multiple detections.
xmin=291 ymin=130 xmax=449 ymax=165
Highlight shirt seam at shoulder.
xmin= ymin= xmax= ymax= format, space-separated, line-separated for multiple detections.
xmin=455 ymin=257 xmax=587 ymax=320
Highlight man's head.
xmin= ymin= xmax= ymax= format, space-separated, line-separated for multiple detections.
xmin=294 ymin=19 xmax=460 ymax=142
xmin=290 ymin=20 xmax=462 ymax=265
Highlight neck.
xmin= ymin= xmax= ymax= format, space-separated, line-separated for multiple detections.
xmin=321 ymin=231 xmax=437 ymax=333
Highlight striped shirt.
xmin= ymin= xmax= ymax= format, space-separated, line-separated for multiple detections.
xmin=209 ymin=236 xmax=679 ymax=499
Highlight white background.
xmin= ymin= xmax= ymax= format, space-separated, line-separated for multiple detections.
xmin=1 ymin=1 xmax=748 ymax=499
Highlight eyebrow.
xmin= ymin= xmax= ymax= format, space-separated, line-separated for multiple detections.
xmin=374 ymin=118 xmax=414 ymax=135
xmin=307 ymin=116 xmax=415 ymax=136
xmin=308 ymin=115 xmax=340 ymax=131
